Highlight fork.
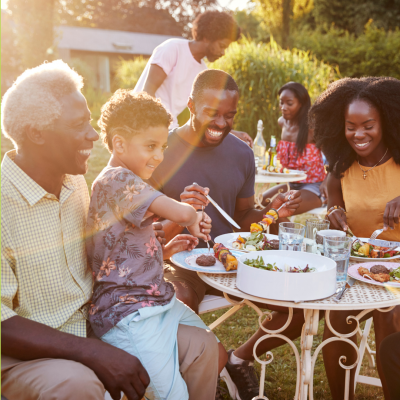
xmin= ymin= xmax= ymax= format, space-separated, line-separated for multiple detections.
xmin=202 ymin=205 xmax=211 ymax=253
xmin=370 ymin=229 xmax=384 ymax=241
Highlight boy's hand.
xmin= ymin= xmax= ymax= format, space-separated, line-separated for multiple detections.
xmin=187 ymin=212 xmax=212 ymax=241
xmin=153 ymin=222 xmax=166 ymax=245
xmin=163 ymin=234 xmax=199 ymax=259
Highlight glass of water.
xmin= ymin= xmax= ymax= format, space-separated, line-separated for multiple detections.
xmin=323 ymin=236 xmax=353 ymax=282
xmin=279 ymin=222 xmax=305 ymax=251
xmin=304 ymin=218 xmax=330 ymax=254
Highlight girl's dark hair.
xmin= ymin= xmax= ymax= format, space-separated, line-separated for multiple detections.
xmin=279 ymin=82 xmax=311 ymax=156
xmin=309 ymin=77 xmax=400 ymax=178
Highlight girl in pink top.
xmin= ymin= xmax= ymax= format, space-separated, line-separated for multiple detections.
xmin=262 ymin=82 xmax=328 ymax=214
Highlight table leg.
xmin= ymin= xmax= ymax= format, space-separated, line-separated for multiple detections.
xmin=307 ymin=306 xmax=395 ymax=400
xmin=223 ymin=293 xmax=301 ymax=400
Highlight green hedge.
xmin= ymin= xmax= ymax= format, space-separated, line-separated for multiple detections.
xmin=114 ymin=56 xmax=148 ymax=90
xmin=209 ymin=38 xmax=338 ymax=141
xmin=293 ymin=22 xmax=400 ymax=80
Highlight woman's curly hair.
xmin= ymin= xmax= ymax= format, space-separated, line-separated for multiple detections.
xmin=98 ymin=90 xmax=172 ymax=152
xmin=192 ymin=11 xmax=241 ymax=42
xmin=309 ymin=77 xmax=400 ymax=178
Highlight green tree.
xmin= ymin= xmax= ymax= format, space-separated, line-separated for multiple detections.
xmin=313 ymin=0 xmax=400 ymax=35
xmin=293 ymin=21 xmax=400 ymax=79
xmin=209 ymin=38 xmax=337 ymax=140
xmin=1 ymin=10 xmax=22 ymax=93
xmin=253 ymin=0 xmax=314 ymax=47
xmin=58 ymin=0 xmax=218 ymax=37
xmin=8 ymin=0 xmax=56 ymax=69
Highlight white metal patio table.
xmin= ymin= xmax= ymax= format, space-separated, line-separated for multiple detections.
xmin=198 ymin=272 xmax=400 ymax=400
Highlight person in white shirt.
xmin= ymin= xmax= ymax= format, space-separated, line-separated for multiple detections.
xmin=134 ymin=10 xmax=253 ymax=147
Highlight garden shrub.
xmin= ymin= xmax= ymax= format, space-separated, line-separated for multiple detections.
xmin=114 ymin=56 xmax=148 ymax=90
xmin=210 ymin=38 xmax=337 ymax=141
xmin=68 ymin=58 xmax=111 ymax=128
xmin=293 ymin=22 xmax=400 ymax=80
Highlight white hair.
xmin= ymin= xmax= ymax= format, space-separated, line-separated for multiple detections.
xmin=1 ymin=60 xmax=84 ymax=147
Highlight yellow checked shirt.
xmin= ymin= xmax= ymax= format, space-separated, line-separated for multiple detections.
xmin=1 ymin=150 xmax=93 ymax=337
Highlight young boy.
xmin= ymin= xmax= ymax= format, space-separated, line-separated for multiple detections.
xmin=86 ymin=90 xmax=226 ymax=400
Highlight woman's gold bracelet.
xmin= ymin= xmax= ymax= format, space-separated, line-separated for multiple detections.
xmin=325 ymin=205 xmax=346 ymax=220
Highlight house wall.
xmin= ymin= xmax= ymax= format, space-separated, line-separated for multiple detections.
xmin=65 ymin=50 xmax=149 ymax=92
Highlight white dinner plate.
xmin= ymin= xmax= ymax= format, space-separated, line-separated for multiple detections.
xmin=347 ymin=262 xmax=400 ymax=287
xmin=257 ymin=168 xmax=307 ymax=178
xmin=214 ymin=232 xmax=279 ymax=253
xmin=350 ymin=237 xmax=400 ymax=262
xmin=170 ymin=248 xmax=242 ymax=274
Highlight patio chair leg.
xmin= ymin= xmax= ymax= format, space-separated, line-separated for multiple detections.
xmin=354 ymin=317 xmax=377 ymax=393
xmin=208 ymin=303 xmax=245 ymax=331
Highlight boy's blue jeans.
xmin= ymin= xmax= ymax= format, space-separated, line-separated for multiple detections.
xmin=101 ymin=295 xmax=219 ymax=400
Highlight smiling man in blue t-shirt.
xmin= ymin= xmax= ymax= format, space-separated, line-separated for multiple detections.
xmin=150 ymin=69 xmax=304 ymax=400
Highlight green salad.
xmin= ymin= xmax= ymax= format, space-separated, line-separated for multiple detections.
xmin=243 ymin=256 xmax=315 ymax=273
xmin=390 ymin=266 xmax=400 ymax=282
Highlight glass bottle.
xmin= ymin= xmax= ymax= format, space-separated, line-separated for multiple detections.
xmin=268 ymin=136 xmax=277 ymax=167
xmin=253 ymin=120 xmax=266 ymax=168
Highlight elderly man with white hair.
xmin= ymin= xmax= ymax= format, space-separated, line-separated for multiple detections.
xmin=0 ymin=61 xmax=152 ymax=400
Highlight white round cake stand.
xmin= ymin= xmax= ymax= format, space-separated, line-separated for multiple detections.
xmin=198 ymin=272 xmax=400 ymax=400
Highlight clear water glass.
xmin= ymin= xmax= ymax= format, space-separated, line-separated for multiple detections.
xmin=323 ymin=236 xmax=353 ymax=282
xmin=279 ymin=222 xmax=305 ymax=252
xmin=304 ymin=218 xmax=330 ymax=254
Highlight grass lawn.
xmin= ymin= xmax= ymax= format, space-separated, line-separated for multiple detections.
xmin=1 ymin=134 xmax=384 ymax=400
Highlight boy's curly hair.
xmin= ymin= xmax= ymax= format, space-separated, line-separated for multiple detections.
xmin=98 ymin=90 xmax=172 ymax=152
xmin=309 ymin=77 xmax=400 ymax=178
xmin=192 ymin=11 xmax=241 ymax=42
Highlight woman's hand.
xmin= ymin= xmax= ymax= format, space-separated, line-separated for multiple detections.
xmin=327 ymin=209 xmax=348 ymax=231
xmin=383 ymin=196 xmax=400 ymax=230
xmin=319 ymin=176 xmax=329 ymax=205
xmin=231 ymin=130 xmax=254 ymax=148
xmin=270 ymin=190 xmax=302 ymax=218
xmin=163 ymin=235 xmax=199 ymax=260
xmin=187 ymin=212 xmax=212 ymax=241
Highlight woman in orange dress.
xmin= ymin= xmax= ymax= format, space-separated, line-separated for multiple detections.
xmin=310 ymin=76 xmax=400 ymax=400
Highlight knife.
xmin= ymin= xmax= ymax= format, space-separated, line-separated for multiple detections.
xmin=368 ymin=239 xmax=400 ymax=248
xmin=192 ymin=182 xmax=241 ymax=229
xmin=206 ymin=194 xmax=241 ymax=229
xmin=334 ymin=277 xmax=356 ymax=303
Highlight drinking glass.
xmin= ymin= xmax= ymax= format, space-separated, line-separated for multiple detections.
xmin=279 ymin=222 xmax=305 ymax=251
xmin=323 ymin=236 xmax=353 ymax=282
xmin=304 ymin=218 xmax=330 ymax=254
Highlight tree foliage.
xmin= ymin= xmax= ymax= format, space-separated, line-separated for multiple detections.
xmin=293 ymin=22 xmax=400 ymax=79
xmin=313 ymin=0 xmax=400 ymax=35
xmin=57 ymin=0 xmax=218 ymax=37
xmin=8 ymin=0 xmax=56 ymax=69
xmin=209 ymin=38 xmax=338 ymax=140
xmin=251 ymin=0 xmax=314 ymax=46
xmin=1 ymin=10 xmax=22 ymax=93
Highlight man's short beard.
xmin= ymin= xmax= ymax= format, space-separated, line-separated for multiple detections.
xmin=191 ymin=114 xmax=231 ymax=147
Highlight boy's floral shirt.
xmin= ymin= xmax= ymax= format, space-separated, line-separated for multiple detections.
xmin=86 ymin=166 xmax=174 ymax=337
